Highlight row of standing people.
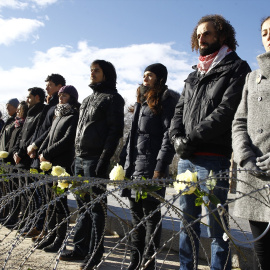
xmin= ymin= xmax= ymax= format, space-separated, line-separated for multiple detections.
xmin=0 ymin=13 xmax=270 ymax=270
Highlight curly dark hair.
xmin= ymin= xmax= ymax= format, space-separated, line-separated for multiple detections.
xmin=45 ymin=74 xmax=66 ymax=86
xmin=191 ymin=14 xmax=238 ymax=52
xmin=261 ymin=16 xmax=270 ymax=30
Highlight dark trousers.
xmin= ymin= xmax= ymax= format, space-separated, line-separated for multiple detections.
xmin=73 ymin=156 xmax=107 ymax=262
xmin=129 ymin=198 xmax=162 ymax=269
xmin=249 ymin=220 xmax=270 ymax=270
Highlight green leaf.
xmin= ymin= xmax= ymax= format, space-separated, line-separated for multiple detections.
xmin=194 ymin=188 xmax=202 ymax=197
xmin=208 ymin=194 xmax=221 ymax=206
xmin=135 ymin=191 xmax=140 ymax=202
xmin=195 ymin=197 xmax=204 ymax=206
xmin=141 ymin=191 xmax=148 ymax=199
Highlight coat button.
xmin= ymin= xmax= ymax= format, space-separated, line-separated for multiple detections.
xmin=257 ymin=129 xmax=263 ymax=133
xmin=258 ymin=97 xmax=262 ymax=101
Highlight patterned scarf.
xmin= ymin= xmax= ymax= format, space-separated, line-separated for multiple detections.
xmin=54 ymin=103 xmax=73 ymax=117
xmin=197 ymin=45 xmax=232 ymax=74
xmin=14 ymin=117 xmax=25 ymax=128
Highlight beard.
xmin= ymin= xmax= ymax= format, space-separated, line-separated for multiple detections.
xmin=199 ymin=39 xmax=221 ymax=56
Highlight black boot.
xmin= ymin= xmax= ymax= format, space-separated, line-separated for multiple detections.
xmin=43 ymin=213 xmax=68 ymax=253
xmin=36 ymin=209 xmax=56 ymax=249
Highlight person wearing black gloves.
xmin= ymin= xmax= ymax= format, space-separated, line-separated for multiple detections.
xmin=169 ymin=15 xmax=251 ymax=270
xmin=60 ymin=60 xmax=124 ymax=270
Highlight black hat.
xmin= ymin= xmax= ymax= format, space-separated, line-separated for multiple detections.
xmin=144 ymin=63 xmax=168 ymax=84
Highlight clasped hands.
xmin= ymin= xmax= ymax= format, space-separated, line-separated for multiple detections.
xmin=243 ymin=153 xmax=270 ymax=176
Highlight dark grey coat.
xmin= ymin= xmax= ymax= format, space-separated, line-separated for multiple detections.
xmin=232 ymin=51 xmax=270 ymax=222
xmin=122 ymin=89 xmax=179 ymax=199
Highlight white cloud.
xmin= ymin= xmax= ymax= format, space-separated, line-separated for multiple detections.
xmin=0 ymin=0 xmax=58 ymax=10
xmin=0 ymin=17 xmax=44 ymax=45
xmin=0 ymin=42 xmax=194 ymax=106
xmin=30 ymin=0 xmax=58 ymax=7
xmin=0 ymin=0 xmax=27 ymax=10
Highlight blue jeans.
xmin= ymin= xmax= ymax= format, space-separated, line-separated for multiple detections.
xmin=73 ymin=156 xmax=107 ymax=263
xmin=178 ymin=156 xmax=231 ymax=270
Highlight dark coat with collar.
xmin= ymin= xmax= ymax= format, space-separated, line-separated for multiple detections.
xmin=14 ymin=102 xmax=45 ymax=169
xmin=169 ymin=51 xmax=251 ymax=158
xmin=39 ymin=106 xmax=79 ymax=174
xmin=0 ymin=113 xmax=16 ymax=152
xmin=121 ymin=89 xmax=179 ymax=199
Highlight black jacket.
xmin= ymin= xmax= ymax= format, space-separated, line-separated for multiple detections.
xmin=39 ymin=106 xmax=79 ymax=174
xmin=75 ymin=82 xmax=125 ymax=163
xmin=30 ymin=93 xmax=59 ymax=168
xmin=0 ymin=114 xmax=16 ymax=152
xmin=15 ymin=102 xmax=45 ymax=169
xmin=121 ymin=89 xmax=179 ymax=199
xmin=169 ymin=51 xmax=251 ymax=158
xmin=5 ymin=125 xmax=23 ymax=164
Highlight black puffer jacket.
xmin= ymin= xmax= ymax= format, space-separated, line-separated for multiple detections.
xmin=75 ymin=82 xmax=125 ymax=162
xmin=39 ymin=106 xmax=79 ymax=174
xmin=121 ymin=89 xmax=179 ymax=199
xmin=169 ymin=51 xmax=251 ymax=158
xmin=15 ymin=102 xmax=45 ymax=169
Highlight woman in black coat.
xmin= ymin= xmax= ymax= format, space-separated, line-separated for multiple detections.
xmin=121 ymin=64 xmax=179 ymax=270
xmin=1 ymin=101 xmax=28 ymax=227
xmin=38 ymin=85 xmax=80 ymax=252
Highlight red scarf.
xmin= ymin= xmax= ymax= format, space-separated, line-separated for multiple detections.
xmin=197 ymin=51 xmax=219 ymax=73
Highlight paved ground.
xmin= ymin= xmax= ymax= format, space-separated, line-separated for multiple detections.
xmin=0 ymin=226 xmax=213 ymax=270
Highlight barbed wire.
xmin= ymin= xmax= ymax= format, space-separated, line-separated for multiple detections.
xmin=0 ymin=162 xmax=269 ymax=269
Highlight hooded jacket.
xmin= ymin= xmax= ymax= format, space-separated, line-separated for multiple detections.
xmin=75 ymin=82 xmax=124 ymax=163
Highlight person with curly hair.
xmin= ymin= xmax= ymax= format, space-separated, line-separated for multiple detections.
xmin=169 ymin=14 xmax=251 ymax=270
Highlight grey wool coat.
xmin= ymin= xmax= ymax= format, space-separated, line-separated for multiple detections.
xmin=232 ymin=51 xmax=270 ymax=222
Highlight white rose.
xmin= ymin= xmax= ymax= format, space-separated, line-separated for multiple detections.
xmin=58 ymin=180 xmax=69 ymax=189
xmin=206 ymin=170 xmax=217 ymax=190
xmin=223 ymin=233 xmax=229 ymax=242
xmin=173 ymin=170 xmax=198 ymax=195
xmin=109 ymin=163 xmax=125 ymax=180
xmin=40 ymin=161 xmax=52 ymax=171
xmin=0 ymin=151 xmax=9 ymax=159
xmin=51 ymin=166 xmax=66 ymax=176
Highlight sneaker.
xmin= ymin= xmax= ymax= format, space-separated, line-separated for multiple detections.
xmin=22 ymin=227 xmax=42 ymax=238
xmin=59 ymin=250 xmax=85 ymax=261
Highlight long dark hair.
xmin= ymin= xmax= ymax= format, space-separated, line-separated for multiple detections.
xmin=129 ymin=81 xmax=167 ymax=114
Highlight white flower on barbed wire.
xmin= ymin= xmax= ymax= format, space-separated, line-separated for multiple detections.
xmin=40 ymin=161 xmax=52 ymax=172
xmin=0 ymin=151 xmax=9 ymax=159
xmin=109 ymin=163 xmax=125 ymax=180
xmin=223 ymin=232 xmax=229 ymax=242
xmin=173 ymin=170 xmax=198 ymax=195
xmin=206 ymin=170 xmax=217 ymax=190
xmin=51 ymin=166 xmax=66 ymax=176
xmin=57 ymin=180 xmax=70 ymax=189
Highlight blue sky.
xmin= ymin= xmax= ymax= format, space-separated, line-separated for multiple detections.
xmin=0 ymin=0 xmax=268 ymax=108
